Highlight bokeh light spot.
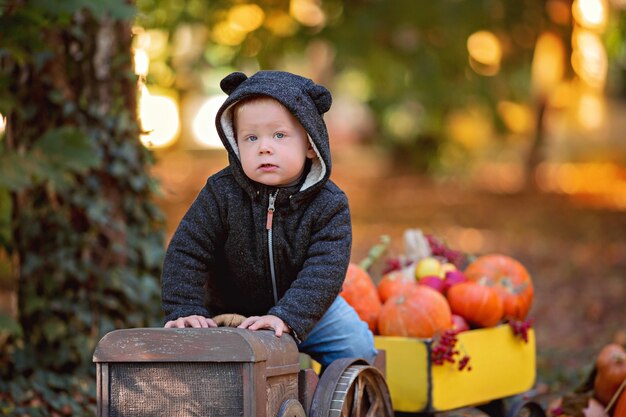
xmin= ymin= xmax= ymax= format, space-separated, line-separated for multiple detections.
xmin=192 ymin=94 xmax=228 ymax=149
xmin=467 ymin=31 xmax=502 ymax=67
xmin=139 ymin=86 xmax=180 ymax=149
xmin=290 ymin=0 xmax=326 ymax=27
xmin=228 ymin=4 xmax=265 ymax=33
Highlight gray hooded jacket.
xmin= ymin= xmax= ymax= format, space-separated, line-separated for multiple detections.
xmin=161 ymin=71 xmax=352 ymax=341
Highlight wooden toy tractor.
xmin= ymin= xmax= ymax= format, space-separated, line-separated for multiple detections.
xmin=93 ymin=327 xmax=394 ymax=417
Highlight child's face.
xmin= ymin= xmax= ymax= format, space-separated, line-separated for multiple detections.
xmin=235 ymin=98 xmax=315 ymax=187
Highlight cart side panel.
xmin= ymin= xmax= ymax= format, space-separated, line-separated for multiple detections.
xmin=431 ymin=325 xmax=536 ymax=411
xmin=373 ymin=336 xmax=430 ymax=412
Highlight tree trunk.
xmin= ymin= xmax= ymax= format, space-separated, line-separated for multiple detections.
xmin=2 ymin=4 xmax=164 ymax=379
xmin=524 ymin=96 xmax=548 ymax=192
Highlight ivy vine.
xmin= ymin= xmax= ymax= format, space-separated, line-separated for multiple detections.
xmin=0 ymin=2 xmax=165 ymax=415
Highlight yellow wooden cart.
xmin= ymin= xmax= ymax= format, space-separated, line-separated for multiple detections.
xmin=373 ymin=324 xmax=546 ymax=417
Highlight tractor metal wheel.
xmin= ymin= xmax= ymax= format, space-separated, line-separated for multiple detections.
xmin=309 ymin=358 xmax=394 ymax=417
xmin=277 ymin=399 xmax=307 ymax=417
xmin=506 ymin=400 xmax=547 ymax=417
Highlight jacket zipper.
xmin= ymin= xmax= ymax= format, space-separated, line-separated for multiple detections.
xmin=266 ymin=189 xmax=279 ymax=304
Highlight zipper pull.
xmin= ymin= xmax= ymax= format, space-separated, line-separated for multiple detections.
xmin=266 ymin=190 xmax=278 ymax=230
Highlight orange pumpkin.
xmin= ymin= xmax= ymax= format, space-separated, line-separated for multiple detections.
xmin=378 ymin=285 xmax=452 ymax=338
xmin=447 ymin=281 xmax=504 ymax=328
xmin=339 ymin=263 xmax=382 ymax=333
xmin=464 ymin=254 xmax=534 ymax=320
xmin=615 ymin=389 xmax=626 ymax=417
xmin=377 ymin=267 xmax=417 ymax=303
xmin=593 ymin=343 xmax=626 ymax=405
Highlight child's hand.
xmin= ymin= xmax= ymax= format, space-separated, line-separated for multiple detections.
xmin=237 ymin=315 xmax=290 ymax=337
xmin=164 ymin=315 xmax=218 ymax=328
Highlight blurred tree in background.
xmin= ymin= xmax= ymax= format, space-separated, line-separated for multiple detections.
xmin=133 ymin=0 xmax=626 ymax=182
xmin=134 ymin=0 xmax=568 ymax=173
xmin=0 ymin=1 xmax=164 ymax=415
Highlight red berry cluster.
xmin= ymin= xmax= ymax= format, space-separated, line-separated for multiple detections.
xmin=430 ymin=330 xmax=472 ymax=371
xmin=508 ymin=318 xmax=534 ymax=343
xmin=381 ymin=257 xmax=413 ymax=274
xmin=457 ymin=354 xmax=471 ymax=371
xmin=425 ymin=234 xmax=467 ymax=269
xmin=549 ymin=405 xmax=564 ymax=417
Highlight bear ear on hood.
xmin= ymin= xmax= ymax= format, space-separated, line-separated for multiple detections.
xmin=220 ymin=72 xmax=248 ymax=95
xmin=307 ymin=83 xmax=332 ymax=114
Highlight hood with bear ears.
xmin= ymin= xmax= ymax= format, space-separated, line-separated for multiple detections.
xmin=215 ymin=71 xmax=333 ymax=195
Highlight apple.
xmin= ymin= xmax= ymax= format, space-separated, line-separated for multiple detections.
xmin=440 ymin=262 xmax=457 ymax=277
xmin=415 ymin=257 xmax=442 ymax=279
xmin=419 ymin=275 xmax=446 ymax=293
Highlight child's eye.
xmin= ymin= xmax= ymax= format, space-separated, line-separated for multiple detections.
xmin=246 ymin=135 xmax=258 ymax=142
xmin=274 ymin=132 xmax=285 ymax=139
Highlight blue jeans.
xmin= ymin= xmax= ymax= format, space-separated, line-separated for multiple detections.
xmin=297 ymin=295 xmax=377 ymax=367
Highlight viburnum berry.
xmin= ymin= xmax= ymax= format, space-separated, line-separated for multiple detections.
xmin=457 ymin=355 xmax=472 ymax=371
xmin=508 ymin=318 xmax=534 ymax=343
xmin=430 ymin=329 xmax=471 ymax=371
xmin=381 ymin=257 xmax=413 ymax=274
xmin=425 ymin=234 xmax=467 ymax=269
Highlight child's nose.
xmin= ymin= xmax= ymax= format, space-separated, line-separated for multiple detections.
xmin=258 ymin=136 xmax=273 ymax=153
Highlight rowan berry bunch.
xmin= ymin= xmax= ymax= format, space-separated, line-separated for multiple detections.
xmin=508 ymin=318 xmax=534 ymax=343
xmin=381 ymin=258 xmax=413 ymax=274
xmin=431 ymin=329 xmax=472 ymax=371
xmin=425 ymin=234 xmax=467 ymax=269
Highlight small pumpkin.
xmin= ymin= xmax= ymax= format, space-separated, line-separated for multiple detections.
xmin=339 ymin=263 xmax=382 ymax=333
xmin=446 ymin=281 xmax=504 ymax=328
xmin=593 ymin=343 xmax=626 ymax=405
xmin=464 ymin=254 xmax=534 ymax=320
xmin=378 ymin=285 xmax=452 ymax=338
xmin=377 ymin=267 xmax=417 ymax=303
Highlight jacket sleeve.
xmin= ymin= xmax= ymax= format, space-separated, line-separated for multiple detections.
xmin=161 ymin=181 xmax=225 ymax=323
xmin=268 ymin=191 xmax=352 ymax=341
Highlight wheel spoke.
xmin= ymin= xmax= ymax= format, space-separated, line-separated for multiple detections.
xmin=352 ymin=376 xmax=367 ymax=416
xmin=365 ymin=401 xmax=379 ymax=417
xmin=349 ymin=381 xmax=359 ymax=417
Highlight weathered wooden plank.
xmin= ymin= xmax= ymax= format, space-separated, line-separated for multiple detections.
xmin=93 ymin=327 xmax=298 ymax=366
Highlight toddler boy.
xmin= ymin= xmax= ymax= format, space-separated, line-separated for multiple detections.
xmin=161 ymin=71 xmax=376 ymax=366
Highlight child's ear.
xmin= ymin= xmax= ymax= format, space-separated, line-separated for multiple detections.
xmin=306 ymin=145 xmax=317 ymax=159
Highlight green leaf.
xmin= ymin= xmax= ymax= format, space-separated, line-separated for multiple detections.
xmin=85 ymin=200 xmax=109 ymax=224
xmin=0 ymin=153 xmax=34 ymax=190
xmin=28 ymin=0 xmax=89 ymax=17
xmin=35 ymin=161 xmax=76 ymax=191
xmin=87 ymin=0 xmax=136 ymax=20
xmin=0 ymin=187 xmax=12 ymax=248
xmin=0 ymin=313 xmax=22 ymax=338
xmin=22 ymin=295 xmax=47 ymax=316
xmin=42 ymin=317 xmax=67 ymax=342
xmin=28 ymin=0 xmax=136 ymax=20
xmin=0 ymin=76 xmax=15 ymax=115
xmin=33 ymin=126 xmax=101 ymax=173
